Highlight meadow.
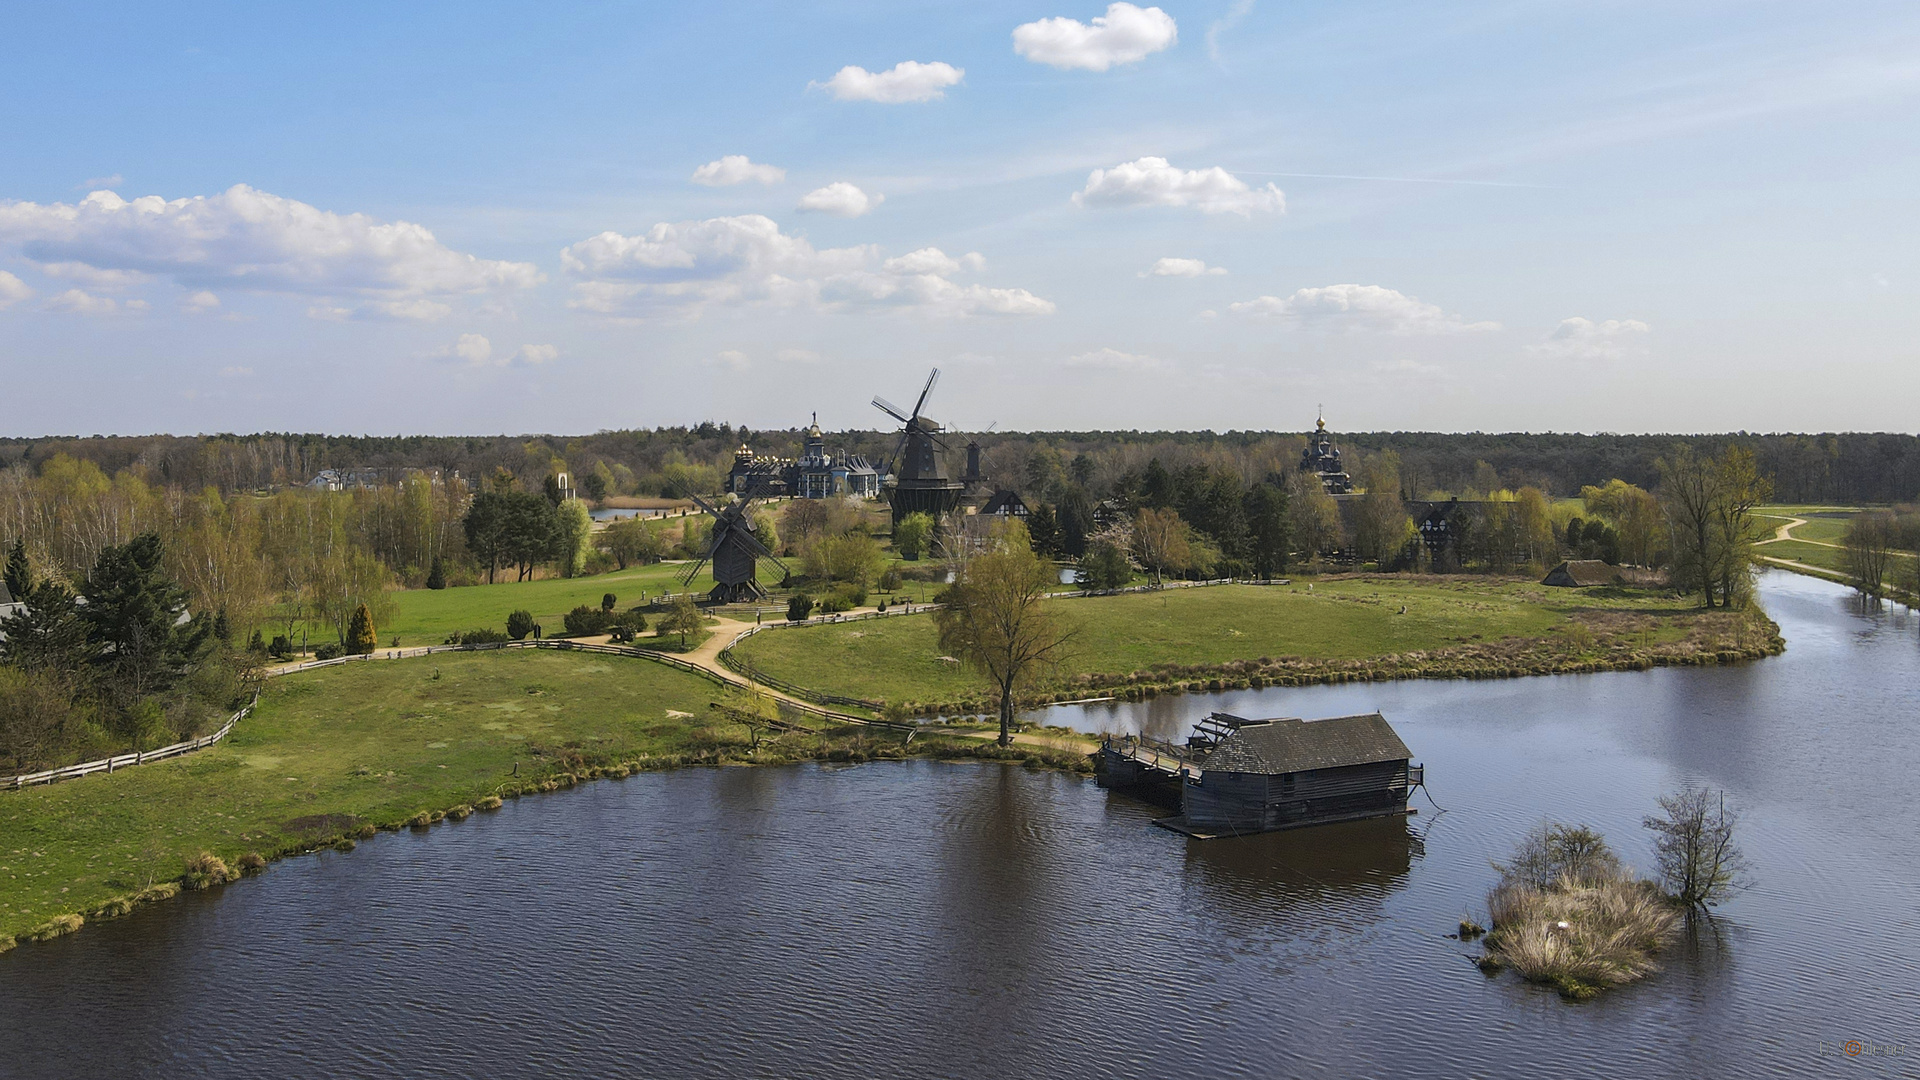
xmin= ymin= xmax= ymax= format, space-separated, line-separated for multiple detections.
xmin=729 ymin=577 xmax=1721 ymax=708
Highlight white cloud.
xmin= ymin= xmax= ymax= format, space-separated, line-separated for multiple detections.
xmin=44 ymin=288 xmax=122 ymax=315
xmin=1074 ymin=157 xmax=1284 ymax=215
xmin=1528 ymin=316 xmax=1650 ymax=360
xmin=690 ymin=156 xmax=787 ymax=187
xmin=1064 ymin=346 xmax=1166 ymax=370
xmin=40 ymin=260 xmax=146 ymax=288
xmin=0 ymin=186 xmax=542 ymax=319
xmin=560 ymin=215 xmax=1051 ymax=318
xmin=81 ymin=174 xmax=124 ymax=190
xmin=512 ymin=343 xmax=559 ymax=366
xmin=1146 ymin=257 xmax=1227 ymax=277
xmin=708 ymin=349 xmax=751 ymax=370
xmin=797 ymin=182 xmax=884 ymax=218
xmin=1013 ymin=3 xmax=1177 ymax=71
xmin=813 ymin=61 xmax=964 ymax=103
xmin=219 ymin=365 xmax=253 ymax=377
xmin=0 ymin=271 xmax=31 ymax=308
xmin=1206 ymin=0 xmax=1254 ymax=63
xmin=183 ymin=290 xmax=221 ymax=313
xmin=436 ymin=333 xmax=494 ymax=366
xmin=1227 ymin=284 xmax=1499 ymax=334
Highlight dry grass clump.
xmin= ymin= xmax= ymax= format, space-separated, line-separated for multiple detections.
xmin=238 ymin=852 xmax=268 ymax=872
xmin=1482 ymin=873 xmax=1679 ymax=999
xmin=447 ymin=804 xmax=472 ymax=820
xmin=91 ymin=897 xmax=136 ymax=919
xmin=406 ymin=811 xmax=433 ymax=828
xmin=352 ymin=824 xmax=377 ymax=839
xmin=0 ymin=934 xmax=14 ymax=953
xmin=474 ymin=795 xmax=503 ymax=811
xmin=183 ymin=852 xmax=231 ymax=890
xmin=135 ymin=882 xmax=181 ymax=903
xmin=28 ymin=913 xmax=84 ymax=940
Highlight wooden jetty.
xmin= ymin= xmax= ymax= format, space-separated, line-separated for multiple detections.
xmin=1095 ymin=711 xmax=1423 ymax=839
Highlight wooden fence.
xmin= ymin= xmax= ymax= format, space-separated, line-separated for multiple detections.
xmin=5 ymin=689 xmax=261 ymax=791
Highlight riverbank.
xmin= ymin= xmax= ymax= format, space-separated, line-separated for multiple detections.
xmin=0 ymin=650 xmax=1088 ymax=947
xmin=729 ymin=576 xmax=1785 ymax=717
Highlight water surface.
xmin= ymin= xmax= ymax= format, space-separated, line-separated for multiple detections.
xmin=2 ymin=572 xmax=1916 ymax=1078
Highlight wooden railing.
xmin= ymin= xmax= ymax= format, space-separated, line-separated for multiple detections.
xmin=5 ymin=688 xmax=260 ymax=791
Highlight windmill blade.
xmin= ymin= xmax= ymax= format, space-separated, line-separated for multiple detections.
xmin=680 ymin=557 xmax=709 ymax=587
xmin=872 ymin=396 xmax=910 ymax=424
xmin=738 ymin=527 xmax=777 ymax=561
xmin=911 ymin=368 xmax=940 ymax=420
xmin=886 ymin=429 xmax=911 ymax=479
xmin=684 ymin=490 xmax=722 ymax=519
xmin=766 ymin=553 xmax=793 ymax=579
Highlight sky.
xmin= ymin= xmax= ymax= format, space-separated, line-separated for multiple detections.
xmin=2 ymin=0 xmax=1917 ymax=438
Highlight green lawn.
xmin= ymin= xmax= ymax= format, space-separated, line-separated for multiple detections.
xmin=0 ymin=650 xmax=731 ymax=940
xmin=731 ymin=578 xmax=1707 ymax=706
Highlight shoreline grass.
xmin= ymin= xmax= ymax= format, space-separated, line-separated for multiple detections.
xmin=1479 ymin=872 xmax=1681 ymax=1000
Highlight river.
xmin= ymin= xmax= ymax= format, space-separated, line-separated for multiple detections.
xmin=1 ymin=571 xmax=1916 ymax=1078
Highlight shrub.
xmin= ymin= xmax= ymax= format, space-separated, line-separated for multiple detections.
xmin=878 ymin=568 xmax=903 ymax=591
xmin=1483 ymin=874 xmax=1678 ymax=999
xmin=426 ymin=556 xmax=447 ymax=590
xmin=184 ymin=851 xmax=230 ymax=890
xmin=563 ymin=605 xmax=609 ymax=636
xmin=787 ymin=594 xmax=815 ymax=621
xmin=601 ymin=592 xmax=618 ymax=612
xmin=313 ymin=641 xmax=345 ymax=661
xmin=506 ymin=610 xmax=535 ymax=640
xmin=269 ymin=634 xmax=292 ymax=658
xmin=1495 ymin=823 xmax=1621 ymax=891
xmin=608 ymin=610 xmax=647 ymax=643
xmin=447 ymin=627 xmax=508 ymax=645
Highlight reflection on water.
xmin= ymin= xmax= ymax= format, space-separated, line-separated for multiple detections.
xmin=3 ymin=571 xmax=1919 ymax=1079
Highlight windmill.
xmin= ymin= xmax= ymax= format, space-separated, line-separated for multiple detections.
xmin=873 ymin=367 xmax=966 ymax=527
xmin=679 ymin=491 xmax=789 ymax=603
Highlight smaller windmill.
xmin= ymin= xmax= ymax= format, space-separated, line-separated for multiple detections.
xmin=680 ymin=491 xmax=789 ymax=603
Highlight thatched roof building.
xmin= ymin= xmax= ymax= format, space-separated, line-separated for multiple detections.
xmin=1542 ymin=559 xmax=1619 ymax=587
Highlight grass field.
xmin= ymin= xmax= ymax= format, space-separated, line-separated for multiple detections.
xmin=730 ymin=578 xmax=1713 ymax=707
xmin=0 ymin=650 xmax=733 ymax=940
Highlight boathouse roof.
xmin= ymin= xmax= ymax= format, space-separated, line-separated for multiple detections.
xmin=1205 ymin=713 xmax=1411 ymax=775
xmin=1543 ymin=559 xmax=1618 ymax=587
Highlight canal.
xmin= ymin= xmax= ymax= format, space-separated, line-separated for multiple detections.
xmin=1 ymin=570 xmax=1915 ymax=1078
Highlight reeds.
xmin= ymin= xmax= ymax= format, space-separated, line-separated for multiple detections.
xmin=238 ymin=852 xmax=267 ymax=872
xmin=183 ymin=852 xmax=231 ymax=890
xmin=1483 ymin=872 xmax=1679 ymax=999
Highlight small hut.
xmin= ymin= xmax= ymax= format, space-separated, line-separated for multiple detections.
xmin=1542 ymin=559 xmax=1619 ymax=587
xmin=1179 ymin=713 xmax=1417 ymax=835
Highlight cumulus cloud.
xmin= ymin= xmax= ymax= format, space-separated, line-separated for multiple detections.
xmin=690 ymin=156 xmax=786 ymax=187
xmin=1064 ymin=346 xmax=1165 ymax=370
xmin=813 ymin=61 xmax=964 ymax=103
xmin=1013 ymin=3 xmax=1177 ymax=71
xmin=44 ymin=288 xmax=124 ymax=315
xmin=40 ymin=260 xmax=146 ymax=288
xmin=183 ymin=290 xmax=221 ymax=313
xmin=1145 ymin=257 xmax=1226 ymax=277
xmin=433 ymin=334 xmax=560 ymax=368
xmin=513 ymin=343 xmax=559 ymax=366
xmin=1528 ymin=316 xmax=1650 ymax=360
xmin=0 ymin=186 xmax=541 ymax=321
xmin=797 ymin=182 xmax=884 ymax=218
xmin=708 ymin=350 xmax=751 ymax=370
xmin=1074 ymin=157 xmax=1284 ymax=215
xmin=1227 ymin=284 xmax=1499 ymax=334
xmin=0 ymin=270 xmax=31 ymax=308
xmin=437 ymin=333 xmax=495 ymax=365
xmin=560 ymin=215 xmax=1051 ymax=318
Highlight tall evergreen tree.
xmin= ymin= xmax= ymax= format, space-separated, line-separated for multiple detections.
xmin=0 ymin=582 xmax=96 ymax=684
xmin=1243 ymin=482 xmax=1293 ymax=578
xmin=3 ymin=540 xmax=30 ymax=601
xmin=81 ymin=532 xmax=209 ymax=706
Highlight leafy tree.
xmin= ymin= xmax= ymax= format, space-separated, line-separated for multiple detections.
xmin=463 ymin=491 xmax=510 ymax=584
xmin=345 ymin=603 xmax=378 ymax=655
xmin=805 ymin=533 xmax=882 ymax=587
xmin=934 ymin=521 xmax=1077 ymax=746
xmin=81 ymin=533 xmax=209 ymax=708
xmin=564 ymin=605 xmax=609 ymax=636
xmin=0 ymin=582 xmax=95 ymax=683
xmin=1243 ymin=482 xmax=1292 ymax=577
xmin=581 ymin=471 xmax=608 ymax=503
xmin=786 ymin=594 xmax=815 ymax=622
xmin=604 ymin=518 xmax=664 ymax=569
xmin=551 ymin=498 xmax=592 ymax=579
xmin=1132 ymin=507 xmax=1193 ymax=586
xmin=1843 ymin=512 xmax=1895 ymax=596
xmin=1077 ymin=541 xmax=1132 ymax=590
xmin=893 ymin=512 xmax=934 ymax=561
xmin=0 ymin=666 xmax=77 ymax=771
xmin=657 ymin=594 xmax=705 ymax=646
xmin=4 ymin=539 xmax=30 ymax=601
xmin=426 ymin=556 xmax=447 ymax=590
xmin=1644 ymin=787 xmax=1750 ymax=911
xmin=1494 ymin=823 xmax=1621 ymax=891
xmin=506 ymin=609 xmax=535 ymax=641
xmin=501 ymin=492 xmax=560 ymax=581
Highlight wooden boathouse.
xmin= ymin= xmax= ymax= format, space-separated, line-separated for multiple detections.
xmin=1096 ymin=712 xmax=1420 ymax=838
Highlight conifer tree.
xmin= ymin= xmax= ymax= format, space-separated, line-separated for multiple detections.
xmin=345 ymin=603 xmax=378 ymax=655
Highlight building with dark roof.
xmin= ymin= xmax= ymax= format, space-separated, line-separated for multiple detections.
xmin=1543 ymin=559 xmax=1620 ymax=587
xmin=1181 ymin=712 xmax=1417 ymax=834
xmin=727 ymin=415 xmax=884 ymax=500
xmin=1299 ymin=415 xmax=1354 ymax=495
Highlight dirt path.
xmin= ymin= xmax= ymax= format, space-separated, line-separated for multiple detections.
xmin=1755 ymin=515 xmax=1809 ymax=545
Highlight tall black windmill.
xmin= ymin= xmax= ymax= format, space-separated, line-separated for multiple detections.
xmin=873 ymin=368 xmax=966 ymax=528
xmin=680 ymin=492 xmax=789 ymax=603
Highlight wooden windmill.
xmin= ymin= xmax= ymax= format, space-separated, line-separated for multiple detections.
xmin=681 ymin=492 xmax=789 ymax=603
xmin=873 ymin=367 xmax=966 ymax=528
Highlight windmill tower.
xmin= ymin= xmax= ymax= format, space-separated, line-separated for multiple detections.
xmin=680 ymin=491 xmax=789 ymax=603
xmin=873 ymin=368 xmax=966 ymax=528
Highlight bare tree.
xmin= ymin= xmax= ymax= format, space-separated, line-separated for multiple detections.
xmin=1643 ymin=787 xmax=1750 ymax=911
xmin=934 ymin=521 xmax=1077 ymax=746
xmin=1843 ymin=511 xmax=1895 ymax=596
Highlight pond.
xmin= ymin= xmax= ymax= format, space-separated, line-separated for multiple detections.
xmin=2 ymin=571 xmax=1916 ymax=1078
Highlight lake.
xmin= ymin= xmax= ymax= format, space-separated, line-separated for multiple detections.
xmin=2 ymin=571 xmax=1916 ymax=1078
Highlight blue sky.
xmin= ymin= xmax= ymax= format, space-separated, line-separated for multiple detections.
xmin=2 ymin=1 xmax=1916 ymax=436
